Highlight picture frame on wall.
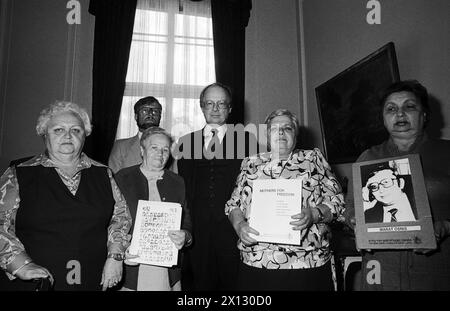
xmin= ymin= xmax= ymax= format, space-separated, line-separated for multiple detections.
xmin=315 ymin=42 xmax=400 ymax=164
xmin=352 ymin=154 xmax=436 ymax=250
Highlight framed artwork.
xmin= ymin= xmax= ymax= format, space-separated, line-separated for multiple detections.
xmin=352 ymin=154 xmax=436 ymax=250
xmin=315 ymin=42 xmax=400 ymax=164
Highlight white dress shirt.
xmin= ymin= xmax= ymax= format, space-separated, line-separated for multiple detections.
xmin=203 ymin=124 xmax=227 ymax=148
xmin=382 ymin=193 xmax=416 ymax=222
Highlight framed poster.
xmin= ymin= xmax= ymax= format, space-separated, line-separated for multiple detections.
xmin=315 ymin=42 xmax=400 ymax=164
xmin=352 ymin=154 xmax=436 ymax=250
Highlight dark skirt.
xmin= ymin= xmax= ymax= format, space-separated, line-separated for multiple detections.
xmin=237 ymin=260 xmax=334 ymax=291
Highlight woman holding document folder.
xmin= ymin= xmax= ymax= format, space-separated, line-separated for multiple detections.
xmin=115 ymin=127 xmax=192 ymax=291
xmin=226 ymin=109 xmax=345 ymax=290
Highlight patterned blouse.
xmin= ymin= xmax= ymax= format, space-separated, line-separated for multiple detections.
xmin=225 ymin=149 xmax=345 ymax=269
xmin=0 ymin=153 xmax=132 ymax=276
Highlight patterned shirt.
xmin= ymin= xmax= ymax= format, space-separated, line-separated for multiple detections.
xmin=0 ymin=153 xmax=132 ymax=276
xmin=225 ymin=149 xmax=345 ymax=269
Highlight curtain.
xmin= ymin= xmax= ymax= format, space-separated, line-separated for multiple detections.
xmin=117 ymin=0 xmax=215 ymax=141
xmin=211 ymin=0 xmax=252 ymax=125
xmin=87 ymin=0 xmax=138 ymax=164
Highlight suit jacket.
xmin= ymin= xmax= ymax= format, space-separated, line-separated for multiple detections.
xmin=108 ymin=134 xmax=141 ymax=174
xmin=114 ymin=165 xmax=192 ymax=289
xmin=177 ymin=127 xmax=258 ymax=223
xmin=364 ymin=202 xmax=384 ymax=223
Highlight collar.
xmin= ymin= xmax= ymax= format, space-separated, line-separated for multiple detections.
xmin=382 ymin=193 xmax=410 ymax=213
xmin=269 ymin=150 xmax=294 ymax=162
xmin=203 ymin=124 xmax=227 ymax=137
xmin=385 ymin=133 xmax=427 ymax=155
xmin=18 ymin=152 xmax=104 ymax=171
xmin=139 ymin=165 xmax=164 ymax=181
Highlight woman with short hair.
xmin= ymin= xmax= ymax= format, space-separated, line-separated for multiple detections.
xmin=0 ymin=101 xmax=132 ymax=291
xmin=226 ymin=109 xmax=345 ymax=290
xmin=115 ymin=126 xmax=192 ymax=291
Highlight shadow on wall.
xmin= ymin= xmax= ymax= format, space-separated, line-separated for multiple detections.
xmin=297 ymin=125 xmax=316 ymax=151
xmin=426 ymin=94 xmax=445 ymax=139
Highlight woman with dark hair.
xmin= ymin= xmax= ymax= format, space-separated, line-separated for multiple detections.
xmin=347 ymin=80 xmax=450 ymax=290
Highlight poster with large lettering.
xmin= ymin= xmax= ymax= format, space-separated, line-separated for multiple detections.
xmin=352 ymin=154 xmax=436 ymax=249
xmin=128 ymin=200 xmax=182 ymax=267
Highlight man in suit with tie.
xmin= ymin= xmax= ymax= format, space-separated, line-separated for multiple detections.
xmin=108 ymin=96 xmax=162 ymax=173
xmin=176 ymin=83 xmax=258 ymax=290
xmin=362 ymin=163 xmax=417 ymax=224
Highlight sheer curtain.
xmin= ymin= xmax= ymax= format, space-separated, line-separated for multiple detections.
xmin=117 ymin=0 xmax=215 ymax=140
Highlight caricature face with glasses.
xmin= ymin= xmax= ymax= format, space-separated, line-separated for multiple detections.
xmin=365 ymin=169 xmax=405 ymax=205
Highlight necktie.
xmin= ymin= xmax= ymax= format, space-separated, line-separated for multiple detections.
xmin=209 ymin=129 xmax=218 ymax=152
xmin=204 ymin=128 xmax=220 ymax=159
xmin=388 ymin=208 xmax=398 ymax=222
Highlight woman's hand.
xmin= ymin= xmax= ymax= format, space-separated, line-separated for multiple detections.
xmin=237 ymin=220 xmax=259 ymax=246
xmin=14 ymin=262 xmax=54 ymax=285
xmin=414 ymin=220 xmax=450 ymax=254
xmin=168 ymin=230 xmax=187 ymax=250
xmin=290 ymin=208 xmax=315 ymax=230
xmin=100 ymin=258 xmax=123 ymax=291
xmin=433 ymin=220 xmax=450 ymax=242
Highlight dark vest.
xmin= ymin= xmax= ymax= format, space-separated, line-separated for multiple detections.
xmin=12 ymin=165 xmax=114 ymax=291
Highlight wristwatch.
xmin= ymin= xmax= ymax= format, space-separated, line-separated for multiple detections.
xmin=107 ymin=253 xmax=125 ymax=261
xmin=315 ymin=207 xmax=325 ymax=223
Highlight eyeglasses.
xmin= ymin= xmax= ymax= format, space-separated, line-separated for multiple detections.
xmin=367 ymin=178 xmax=397 ymax=192
xmin=139 ymin=107 xmax=162 ymax=116
xmin=202 ymin=101 xmax=230 ymax=110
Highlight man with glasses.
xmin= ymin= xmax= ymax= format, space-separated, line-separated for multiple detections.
xmin=362 ymin=162 xmax=417 ymax=224
xmin=108 ymin=96 xmax=162 ymax=173
xmin=177 ymin=83 xmax=258 ymax=290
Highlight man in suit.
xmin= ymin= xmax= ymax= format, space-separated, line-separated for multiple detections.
xmin=108 ymin=96 xmax=162 ymax=173
xmin=363 ymin=164 xmax=417 ymax=224
xmin=176 ymin=83 xmax=258 ymax=290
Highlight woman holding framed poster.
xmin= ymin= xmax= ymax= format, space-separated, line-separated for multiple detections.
xmin=347 ymin=80 xmax=450 ymax=290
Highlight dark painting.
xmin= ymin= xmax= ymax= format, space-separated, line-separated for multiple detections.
xmin=315 ymin=42 xmax=400 ymax=164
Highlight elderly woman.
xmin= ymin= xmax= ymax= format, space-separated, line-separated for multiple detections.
xmin=0 ymin=101 xmax=132 ymax=291
xmin=226 ymin=109 xmax=345 ymax=290
xmin=114 ymin=126 xmax=192 ymax=291
xmin=347 ymin=80 xmax=450 ymax=290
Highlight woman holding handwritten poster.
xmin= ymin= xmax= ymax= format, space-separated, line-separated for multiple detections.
xmin=226 ymin=109 xmax=345 ymax=290
xmin=115 ymin=127 xmax=192 ymax=291
xmin=346 ymin=80 xmax=450 ymax=290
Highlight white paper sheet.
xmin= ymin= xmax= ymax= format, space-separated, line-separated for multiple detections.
xmin=249 ymin=179 xmax=303 ymax=245
xmin=128 ymin=200 xmax=182 ymax=267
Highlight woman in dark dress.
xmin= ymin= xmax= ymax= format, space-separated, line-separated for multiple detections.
xmin=347 ymin=80 xmax=450 ymax=290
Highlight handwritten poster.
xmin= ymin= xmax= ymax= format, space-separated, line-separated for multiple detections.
xmin=128 ymin=200 xmax=182 ymax=267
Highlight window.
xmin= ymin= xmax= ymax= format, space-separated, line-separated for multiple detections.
xmin=117 ymin=0 xmax=215 ymax=140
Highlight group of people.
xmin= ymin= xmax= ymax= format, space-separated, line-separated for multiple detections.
xmin=0 ymin=80 xmax=449 ymax=291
